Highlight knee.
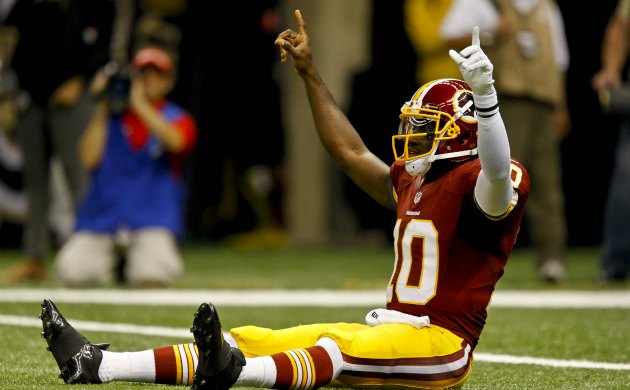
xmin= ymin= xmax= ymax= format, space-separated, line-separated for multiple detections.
xmin=124 ymin=252 xmax=183 ymax=286
xmin=56 ymin=251 xmax=109 ymax=286
xmin=55 ymin=235 xmax=113 ymax=286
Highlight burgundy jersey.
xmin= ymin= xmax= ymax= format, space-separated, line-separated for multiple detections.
xmin=387 ymin=158 xmax=530 ymax=348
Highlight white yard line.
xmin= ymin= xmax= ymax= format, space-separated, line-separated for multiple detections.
xmin=1 ymin=288 xmax=630 ymax=307
xmin=2 ymin=314 xmax=192 ymax=338
xmin=2 ymin=313 xmax=629 ymax=371
xmin=472 ymin=352 xmax=630 ymax=371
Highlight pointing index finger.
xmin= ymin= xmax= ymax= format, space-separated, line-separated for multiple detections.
xmin=295 ymin=9 xmax=307 ymax=37
xmin=472 ymin=26 xmax=480 ymax=46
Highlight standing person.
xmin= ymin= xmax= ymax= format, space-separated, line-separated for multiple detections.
xmin=54 ymin=44 xmax=197 ymax=287
xmin=0 ymin=24 xmax=26 ymax=249
xmin=591 ymin=0 xmax=630 ymax=283
xmin=38 ymin=10 xmax=529 ymax=389
xmin=0 ymin=0 xmax=111 ymax=283
xmin=403 ymin=0 xmax=501 ymax=85
xmin=488 ymin=0 xmax=570 ymax=283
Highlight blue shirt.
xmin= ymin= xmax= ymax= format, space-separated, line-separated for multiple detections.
xmin=75 ymin=101 xmax=197 ymax=238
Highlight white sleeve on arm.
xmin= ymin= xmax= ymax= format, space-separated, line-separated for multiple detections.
xmin=548 ymin=2 xmax=570 ymax=70
xmin=473 ymin=92 xmax=514 ymax=217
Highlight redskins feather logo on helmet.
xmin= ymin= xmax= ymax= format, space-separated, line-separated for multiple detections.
xmin=392 ymin=78 xmax=479 ymax=171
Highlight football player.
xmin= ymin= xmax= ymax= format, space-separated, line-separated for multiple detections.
xmin=40 ymin=9 xmax=529 ymax=390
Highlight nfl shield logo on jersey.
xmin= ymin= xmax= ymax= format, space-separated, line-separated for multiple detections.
xmin=414 ymin=191 xmax=423 ymax=204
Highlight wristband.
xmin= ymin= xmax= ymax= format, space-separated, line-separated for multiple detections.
xmin=474 ymin=89 xmax=499 ymax=118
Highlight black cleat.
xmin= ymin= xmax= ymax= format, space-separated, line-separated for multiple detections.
xmin=59 ymin=343 xmax=108 ymax=384
xmin=39 ymin=299 xmax=109 ymax=384
xmin=190 ymin=302 xmax=245 ymax=390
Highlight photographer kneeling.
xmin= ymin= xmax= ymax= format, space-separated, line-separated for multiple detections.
xmin=55 ymin=45 xmax=198 ymax=287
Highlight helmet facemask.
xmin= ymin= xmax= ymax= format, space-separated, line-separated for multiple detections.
xmin=392 ymin=79 xmax=479 ymax=176
xmin=392 ymin=105 xmax=461 ymax=162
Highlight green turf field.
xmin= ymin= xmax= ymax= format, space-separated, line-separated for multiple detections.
xmin=0 ymin=245 xmax=628 ymax=389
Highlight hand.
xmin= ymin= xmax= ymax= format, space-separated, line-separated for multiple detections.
xmin=128 ymin=73 xmax=150 ymax=111
xmin=449 ymin=26 xmax=495 ymax=96
xmin=274 ymin=10 xmax=314 ymax=76
xmin=89 ymin=61 xmax=119 ymax=98
xmin=51 ymin=76 xmax=85 ymax=107
xmin=591 ymin=68 xmax=622 ymax=92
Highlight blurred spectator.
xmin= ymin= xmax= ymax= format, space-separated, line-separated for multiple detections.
xmin=489 ymin=0 xmax=571 ymax=283
xmin=55 ymin=44 xmax=197 ymax=287
xmin=0 ymin=52 xmax=25 ymax=248
xmin=403 ymin=0 xmax=500 ymax=85
xmin=0 ymin=129 xmax=25 ymax=248
xmin=591 ymin=0 xmax=630 ymax=284
xmin=0 ymin=0 xmax=113 ymax=284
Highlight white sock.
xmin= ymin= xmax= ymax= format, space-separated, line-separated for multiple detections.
xmin=234 ymin=356 xmax=276 ymax=388
xmin=233 ymin=337 xmax=343 ymax=388
xmin=224 ymin=331 xmax=237 ymax=348
xmin=316 ymin=337 xmax=344 ymax=377
xmin=98 ymin=349 xmax=156 ymax=383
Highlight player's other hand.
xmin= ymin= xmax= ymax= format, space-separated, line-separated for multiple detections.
xmin=274 ymin=9 xmax=314 ymax=76
xmin=449 ymin=26 xmax=495 ymax=96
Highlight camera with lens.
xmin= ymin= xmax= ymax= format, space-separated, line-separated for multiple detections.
xmin=102 ymin=61 xmax=131 ymax=114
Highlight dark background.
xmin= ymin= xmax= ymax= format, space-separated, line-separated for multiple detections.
xmin=556 ymin=0 xmax=620 ymax=246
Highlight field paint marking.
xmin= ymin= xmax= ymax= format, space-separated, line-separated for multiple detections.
xmin=1 ymin=288 xmax=630 ymax=308
xmin=3 ymin=313 xmax=629 ymax=371
xmin=473 ymin=352 xmax=630 ymax=371
xmin=3 ymin=314 xmax=192 ymax=338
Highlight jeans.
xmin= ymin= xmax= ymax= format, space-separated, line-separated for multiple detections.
xmin=601 ymin=119 xmax=630 ymax=280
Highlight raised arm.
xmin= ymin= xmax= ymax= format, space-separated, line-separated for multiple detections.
xmin=275 ymin=10 xmax=394 ymax=209
xmin=449 ymin=27 xmax=513 ymax=217
xmin=79 ymin=100 xmax=108 ymax=170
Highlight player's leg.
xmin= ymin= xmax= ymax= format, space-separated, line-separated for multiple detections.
xmin=41 ymin=297 xmax=338 ymax=387
xmin=55 ymin=232 xmax=117 ymax=285
xmin=230 ymin=322 xmax=368 ymax=357
xmin=324 ymin=323 xmax=473 ymax=389
xmin=192 ymin=302 xmax=367 ymax=390
xmin=40 ymin=298 xmax=199 ymax=385
xmin=193 ymin=304 xmax=471 ymax=390
xmin=40 ymin=298 xmax=108 ymax=384
xmin=125 ymin=228 xmax=183 ymax=286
